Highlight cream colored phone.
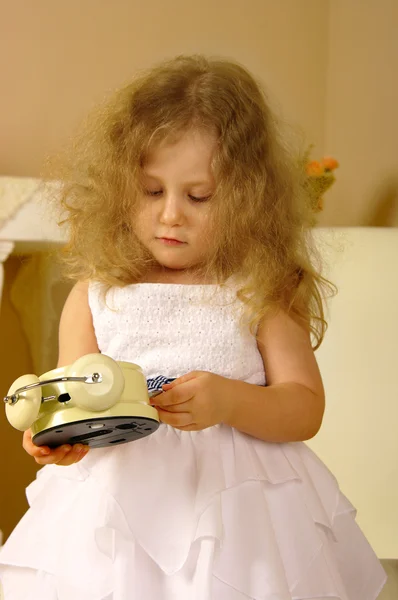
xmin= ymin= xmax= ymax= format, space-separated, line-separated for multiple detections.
xmin=3 ymin=354 xmax=160 ymax=448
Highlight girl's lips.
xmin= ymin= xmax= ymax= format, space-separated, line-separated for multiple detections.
xmin=157 ymin=237 xmax=186 ymax=245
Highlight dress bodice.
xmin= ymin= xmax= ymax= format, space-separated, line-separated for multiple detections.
xmin=88 ymin=281 xmax=266 ymax=385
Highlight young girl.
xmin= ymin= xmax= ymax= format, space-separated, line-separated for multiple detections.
xmin=0 ymin=55 xmax=386 ymax=600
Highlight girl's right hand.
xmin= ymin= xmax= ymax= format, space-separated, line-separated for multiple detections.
xmin=22 ymin=429 xmax=89 ymax=466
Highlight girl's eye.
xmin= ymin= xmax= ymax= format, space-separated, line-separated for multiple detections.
xmin=144 ymin=189 xmax=211 ymax=202
xmin=189 ymin=194 xmax=212 ymax=203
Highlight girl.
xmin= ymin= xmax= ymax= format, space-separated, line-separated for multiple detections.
xmin=0 ymin=55 xmax=386 ymax=600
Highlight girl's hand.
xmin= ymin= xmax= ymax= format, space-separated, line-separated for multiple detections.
xmin=150 ymin=371 xmax=231 ymax=431
xmin=22 ymin=429 xmax=89 ymax=466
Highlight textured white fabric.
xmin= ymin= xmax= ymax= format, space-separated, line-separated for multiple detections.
xmin=0 ymin=282 xmax=386 ymax=600
xmin=88 ymin=281 xmax=266 ymax=384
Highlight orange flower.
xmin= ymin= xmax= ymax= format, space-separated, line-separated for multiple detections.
xmin=320 ymin=156 xmax=339 ymax=171
xmin=306 ymin=160 xmax=324 ymax=176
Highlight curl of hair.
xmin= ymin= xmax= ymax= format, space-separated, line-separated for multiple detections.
xmin=45 ymin=54 xmax=335 ymax=349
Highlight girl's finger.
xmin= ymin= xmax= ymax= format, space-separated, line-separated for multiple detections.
xmin=27 ymin=443 xmax=52 ymax=458
xmin=162 ymin=371 xmax=200 ymax=390
xmin=161 ymin=383 xmax=174 ymax=390
xmin=23 ymin=430 xmax=52 ymax=458
xmin=154 ymin=400 xmax=192 ymax=413
xmin=34 ymin=445 xmax=73 ymax=465
xmin=155 ymin=379 xmax=197 ymax=407
xmin=157 ymin=408 xmax=193 ymax=428
xmin=22 ymin=429 xmax=34 ymax=451
xmin=23 ymin=429 xmax=89 ymax=466
xmin=56 ymin=445 xmax=89 ymax=466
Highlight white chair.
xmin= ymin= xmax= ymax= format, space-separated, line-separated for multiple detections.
xmin=309 ymin=227 xmax=398 ymax=597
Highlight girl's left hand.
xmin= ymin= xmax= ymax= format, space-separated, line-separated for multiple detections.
xmin=150 ymin=371 xmax=231 ymax=431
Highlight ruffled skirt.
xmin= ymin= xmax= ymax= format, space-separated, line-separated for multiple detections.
xmin=0 ymin=424 xmax=386 ymax=599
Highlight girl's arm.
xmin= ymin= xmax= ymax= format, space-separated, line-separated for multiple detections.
xmin=57 ymin=281 xmax=100 ymax=367
xmin=22 ymin=281 xmax=99 ymax=465
xmin=223 ymin=310 xmax=325 ymax=442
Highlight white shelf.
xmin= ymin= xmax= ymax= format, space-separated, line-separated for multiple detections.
xmin=0 ymin=198 xmax=66 ymax=253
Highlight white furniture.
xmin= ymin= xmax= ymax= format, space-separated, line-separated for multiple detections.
xmin=307 ymin=228 xmax=398 ymax=560
xmin=308 ymin=227 xmax=398 ymax=600
xmin=0 ymin=196 xmax=65 ymax=305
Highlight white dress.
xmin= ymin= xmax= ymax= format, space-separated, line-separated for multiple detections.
xmin=0 ymin=282 xmax=386 ymax=600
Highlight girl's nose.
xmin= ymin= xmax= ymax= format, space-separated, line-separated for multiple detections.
xmin=159 ymin=193 xmax=184 ymax=226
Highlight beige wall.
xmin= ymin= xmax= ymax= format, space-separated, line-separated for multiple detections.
xmin=1 ymin=2 xmax=397 ymax=223
xmin=0 ymin=0 xmax=328 ymax=175
xmin=318 ymin=0 xmax=398 ymax=227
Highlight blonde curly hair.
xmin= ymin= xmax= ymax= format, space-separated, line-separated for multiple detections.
xmin=48 ymin=54 xmax=334 ymax=348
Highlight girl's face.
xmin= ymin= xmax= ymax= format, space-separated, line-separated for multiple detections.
xmin=134 ymin=129 xmax=217 ymax=276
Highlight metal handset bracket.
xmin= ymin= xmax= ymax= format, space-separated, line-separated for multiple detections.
xmin=3 ymin=373 xmax=102 ymax=405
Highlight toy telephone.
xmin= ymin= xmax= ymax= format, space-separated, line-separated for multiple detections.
xmin=3 ymin=354 xmax=160 ymax=449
